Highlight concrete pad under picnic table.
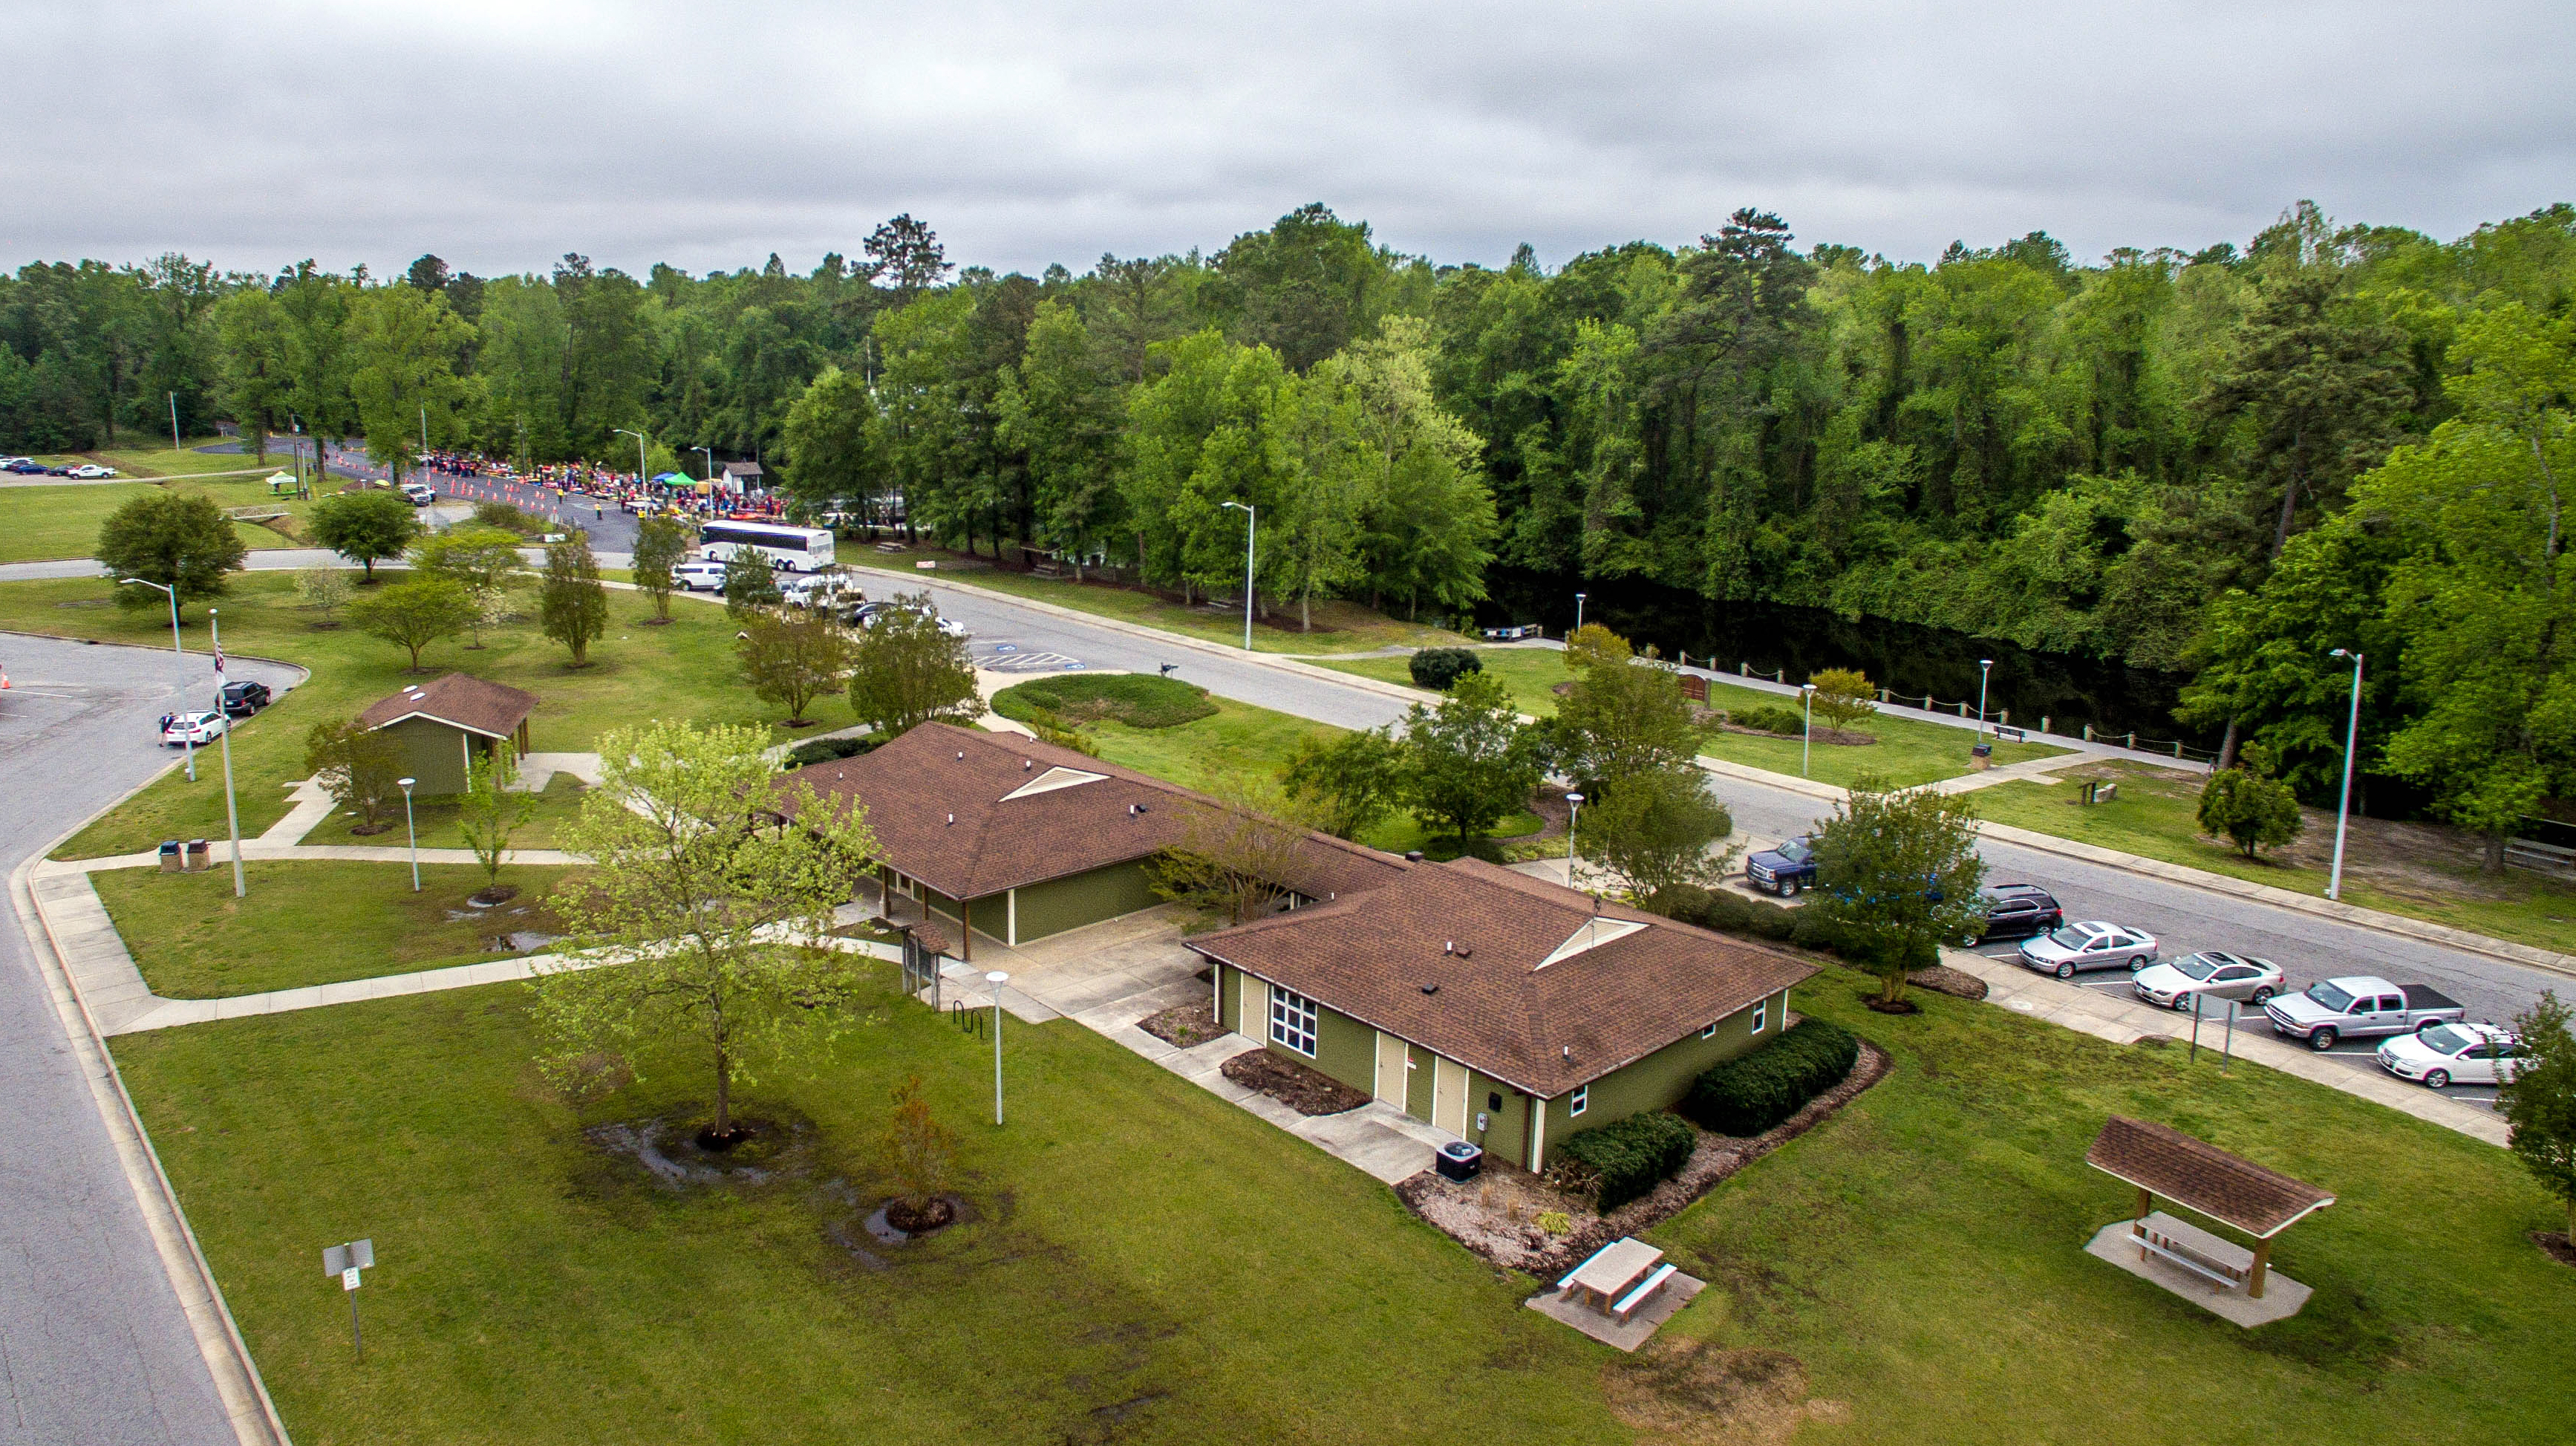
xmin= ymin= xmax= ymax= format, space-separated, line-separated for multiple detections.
xmin=1525 ymin=1273 xmax=1706 ymax=1351
xmin=2082 ymin=1222 xmax=2312 ymax=1327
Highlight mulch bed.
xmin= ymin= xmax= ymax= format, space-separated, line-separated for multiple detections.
xmin=1397 ymin=1040 xmax=1893 ymax=1277
xmin=2533 ymin=1231 xmax=2576 ymax=1268
xmin=1907 ymin=965 xmax=1989 ymax=1001
xmin=1138 ymin=1002 xmax=1226 ymax=1049
xmin=1220 ymin=1049 xmax=1371 ymax=1116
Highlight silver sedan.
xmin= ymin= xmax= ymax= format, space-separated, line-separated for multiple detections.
xmin=2131 ymin=951 xmax=2285 ymax=1010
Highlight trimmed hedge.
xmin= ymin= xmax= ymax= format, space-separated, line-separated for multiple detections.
xmin=991 ymin=673 xmax=1216 ymax=729
xmin=1727 ymin=703 xmax=1807 ymax=735
xmin=1408 ymin=647 xmax=1484 ymax=690
xmin=783 ymin=734 xmax=880 ymax=769
xmin=1682 ymin=1019 xmax=1859 ymax=1137
xmin=1551 ymin=1110 xmax=1698 ymax=1210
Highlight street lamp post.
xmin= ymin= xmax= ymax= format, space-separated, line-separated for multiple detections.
xmin=208 ymin=610 xmax=244 ymax=899
xmin=169 ymin=391 xmax=181 ymax=453
xmin=985 ymin=971 xmax=1010 ymax=1125
xmin=399 ymin=778 xmax=420 ymax=893
xmin=2327 ymin=648 xmax=2365 ymax=902
xmin=116 ymin=575 xmax=195 ymax=782
xmin=1801 ymin=684 xmax=1816 ymax=778
xmin=1220 ymin=501 xmax=1256 ymax=651
xmin=1574 ymin=593 xmax=1587 ymax=636
xmin=1564 ymin=792 xmax=1584 ymax=891
xmin=1976 ymin=658 xmax=1995 ymax=735
xmin=694 ymin=446 xmax=715 ymax=491
xmin=615 ymin=428 xmax=649 ymax=496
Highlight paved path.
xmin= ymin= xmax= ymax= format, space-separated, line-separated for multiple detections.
xmin=0 ymin=634 xmax=299 ymax=1445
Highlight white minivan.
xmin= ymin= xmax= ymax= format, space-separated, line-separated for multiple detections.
xmin=673 ymin=561 xmax=730 ymax=592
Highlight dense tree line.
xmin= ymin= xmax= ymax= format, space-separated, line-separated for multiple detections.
xmin=7 ymin=201 xmax=2572 ymax=668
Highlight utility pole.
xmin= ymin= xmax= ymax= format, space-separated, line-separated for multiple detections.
xmin=2327 ymin=648 xmax=2365 ymax=902
xmin=1221 ymin=501 xmax=1256 ymax=651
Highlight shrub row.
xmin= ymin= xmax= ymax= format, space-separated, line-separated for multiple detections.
xmin=1682 ymin=1019 xmax=1860 ymax=1137
xmin=1551 ymin=1109 xmax=1698 ymax=1211
xmin=1408 ymin=647 xmax=1484 ymax=690
xmin=783 ymin=734 xmax=880 ymax=769
xmin=1726 ymin=703 xmax=1807 ymax=735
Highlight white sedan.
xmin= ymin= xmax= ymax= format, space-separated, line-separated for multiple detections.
xmin=2377 ymin=1022 xmax=2526 ymax=1089
xmin=2131 ymin=951 xmax=2286 ymax=1009
xmin=159 ymin=710 xmax=228 ymax=746
xmin=2017 ymin=921 xmax=2158 ymax=979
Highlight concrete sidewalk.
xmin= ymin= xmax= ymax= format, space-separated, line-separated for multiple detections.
xmin=1940 ymin=950 xmax=2508 ymax=1147
xmin=54 ymin=844 xmax=590 ymax=874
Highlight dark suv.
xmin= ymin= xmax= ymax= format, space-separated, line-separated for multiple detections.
xmin=1973 ymin=884 xmax=2063 ymax=942
xmin=1744 ymin=836 xmax=1818 ymax=896
xmin=219 ymin=680 xmax=272 ymax=717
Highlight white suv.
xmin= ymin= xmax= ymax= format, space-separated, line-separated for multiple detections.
xmin=673 ymin=561 xmax=729 ymax=592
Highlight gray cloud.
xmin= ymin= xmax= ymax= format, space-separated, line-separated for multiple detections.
xmin=5 ymin=0 xmax=2569 ymax=278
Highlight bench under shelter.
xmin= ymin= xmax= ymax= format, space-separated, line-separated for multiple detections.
xmin=2081 ymin=1115 xmax=2335 ymax=1326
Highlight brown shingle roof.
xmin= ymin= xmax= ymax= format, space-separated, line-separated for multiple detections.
xmin=1186 ymin=856 xmax=1816 ymax=1098
xmin=786 ymin=721 xmax=1409 ymax=902
xmin=357 ymin=673 xmax=538 ymax=740
xmin=2084 ymin=1116 xmax=2335 ymax=1238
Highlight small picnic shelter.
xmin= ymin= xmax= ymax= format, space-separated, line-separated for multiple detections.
xmin=2082 ymin=1115 xmax=2335 ymax=1326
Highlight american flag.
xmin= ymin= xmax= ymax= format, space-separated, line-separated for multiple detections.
xmin=212 ymin=645 xmax=224 ymax=675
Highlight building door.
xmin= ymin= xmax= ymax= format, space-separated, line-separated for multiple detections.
xmin=1432 ymin=1057 xmax=1470 ymax=1136
xmin=1373 ymin=1032 xmax=1406 ymax=1107
xmin=1405 ymin=1043 xmax=1432 ymax=1120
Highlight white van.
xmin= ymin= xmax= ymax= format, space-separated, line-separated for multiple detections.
xmin=399 ymin=481 xmax=435 ymax=506
xmin=673 ymin=561 xmax=730 ymax=592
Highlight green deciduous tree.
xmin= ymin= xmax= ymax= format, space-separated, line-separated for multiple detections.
xmin=347 ymin=576 xmax=476 ymax=671
xmin=721 ymin=549 xmax=782 ymax=616
xmin=1807 ymin=667 xmax=1878 ymax=735
xmin=530 ymin=720 xmax=877 ymax=1143
xmin=97 ymin=489 xmax=247 ymax=616
xmin=631 ymin=515 xmax=690 ymax=622
xmin=411 ymin=526 xmax=528 ymax=646
xmin=1400 ymin=669 xmax=1548 ymax=846
xmin=308 ymin=489 xmax=420 ymax=581
xmin=303 ymin=717 xmax=404 ymax=832
xmin=1551 ymin=625 xmax=1698 ymax=787
xmin=292 ymin=565 xmax=351 ymax=625
xmin=538 ymin=531 xmax=609 ymax=667
xmin=996 ymin=301 xmax=1124 ymax=576
xmin=737 ymin=608 xmax=855 ymax=726
xmin=1279 ymin=725 xmax=1406 ymax=840
xmin=212 ymin=287 xmax=293 ymax=464
xmin=1808 ymin=777 xmax=1987 ymax=1004
xmin=846 ymin=593 xmax=979 ymax=738
xmin=780 ymin=363 xmax=884 ymax=515
xmin=346 ymin=283 xmax=476 ymax=483
xmin=2196 ymin=758 xmax=2305 ymax=859
xmin=457 ymin=750 xmax=538 ymax=898
xmin=1576 ymin=765 xmax=1735 ymax=910
xmin=2498 ymin=991 xmax=2576 ymax=1245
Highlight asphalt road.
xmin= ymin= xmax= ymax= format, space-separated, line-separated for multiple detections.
xmin=0 ymin=633 xmax=302 ymax=1445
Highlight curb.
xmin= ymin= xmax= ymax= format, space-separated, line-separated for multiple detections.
xmin=8 ymin=784 xmax=293 ymax=1445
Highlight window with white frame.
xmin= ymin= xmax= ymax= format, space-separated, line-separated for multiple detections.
xmin=1752 ymin=999 xmax=1768 ymax=1034
xmin=1268 ymin=984 xmax=1318 ymax=1057
xmin=1701 ymin=1022 xmax=1718 ymax=1039
xmin=1570 ymin=1084 xmax=1588 ymax=1116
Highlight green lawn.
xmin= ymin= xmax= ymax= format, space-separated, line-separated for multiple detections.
xmin=850 ymin=553 xmax=1470 ymax=655
xmin=110 ymin=971 xmax=1626 ymax=1445
xmin=1317 ymin=648 xmax=2072 ymax=788
xmin=22 ymin=434 xmax=288 ymax=481
xmin=0 ymin=477 xmax=307 ymax=561
xmin=1640 ymin=965 xmax=2575 ymax=1444
xmin=0 ymin=571 xmax=861 ymax=860
xmin=92 ymin=860 xmax=574 ymax=997
xmin=296 ymin=771 xmax=592 ymax=850
xmin=1973 ymin=763 xmax=2576 ymax=956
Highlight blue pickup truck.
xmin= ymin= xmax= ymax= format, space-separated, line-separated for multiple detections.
xmin=1744 ymin=836 xmax=1817 ymax=896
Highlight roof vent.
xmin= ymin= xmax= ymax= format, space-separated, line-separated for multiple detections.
xmin=1023 ymin=758 xmax=1032 ymax=770
xmin=1404 ymin=850 xmax=1424 ymax=862
xmin=956 ymin=750 xmax=965 ymax=761
xmin=1444 ymin=940 xmax=1453 ymax=954
xmin=1420 ymin=983 xmax=1439 ymax=995
xmin=1562 ymin=1045 xmax=1572 ymax=1060
xmin=1455 ymin=945 xmax=1471 ymax=959
xmin=945 ymin=812 xmax=955 ymax=825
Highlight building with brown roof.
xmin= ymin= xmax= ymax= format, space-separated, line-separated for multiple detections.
xmin=789 ymin=721 xmax=1406 ymax=957
xmin=1187 ymin=858 xmax=1817 ymax=1172
xmin=356 ymin=673 xmax=539 ymax=794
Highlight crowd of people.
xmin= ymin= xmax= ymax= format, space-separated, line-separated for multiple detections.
xmin=414 ymin=450 xmax=792 ymax=522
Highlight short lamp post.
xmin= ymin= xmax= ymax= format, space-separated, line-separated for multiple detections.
xmin=115 ymin=575 xmax=194 ymax=782
xmin=1977 ymin=658 xmax=1995 ymax=735
xmin=1574 ymin=592 xmax=1587 ymax=636
xmin=1564 ymin=792 xmax=1585 ymax=891
xmin=2327 ymin=648 xmax=2365 ymax=902
xmin=1221 ymin=501 xmax=1256 ymax=651
xmin=398 ymin=778 xmax=420 ymax=892
xmin=1801 ymin=683 xmax=1816 ymax=778
xmin=985 ymin=971 xmax=1010 ymax=1125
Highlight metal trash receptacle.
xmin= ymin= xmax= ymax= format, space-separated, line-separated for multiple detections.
xmin=1435 ymin=1140 xmax=1483 ymax=1182
xmin=158 ymin=840 xmax=182 ymax=873
xmin=183 ymin=838 xmax=210 ymax=872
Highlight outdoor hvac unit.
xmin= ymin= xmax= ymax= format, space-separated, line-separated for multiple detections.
xmin=1435 ymin=1140 xmax=1484 ymax=1182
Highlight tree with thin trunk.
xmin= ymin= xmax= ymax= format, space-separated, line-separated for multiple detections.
xmin=1807 ymin=667 xmax=1878 ymax=736
xmin=539 ymin=530 xmax=609 ymax=666
xmin=347 ymin=576 xmax=475 ymax=672
xmin=846 ymin=593 xmax=979 ymax=738
xmin=309 ymin=489 xmax=421 ymax=582
xmin=737 ymin=608 xmax=855 ymax=727
xmin=293 ymin=566 xmax=352 ymax=626
xmin=1151 ymin=778 xmax=1313 ymax=926
xmin=2500 ymin=991 xmax=2576 ymax=1248
xmin=98 ymin=489 xmax=247 ymax=617
xmin=1807 ymin=775 xmax=1988 ymax=1006
xmin=304 ymin=717 xmax=404 ymax=833
xmin=1576 ymin=766 xmax=1736 ymax=911
xmin=411 ymin=527 xmax=528 ymax=648
xmin=530 ymin=720 xmax=877 ymax=1144
xmin=457 ymin=750 xmax=538 ymax=902
xmin=631 ymin=516 xmax=689 ymax=623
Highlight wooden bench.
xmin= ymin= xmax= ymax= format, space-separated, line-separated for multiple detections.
xmin=2134 ymin=1211 xmax=2253 ymax=1292
xmin=1609 ymin=1263 xmax=1678 ymax=1322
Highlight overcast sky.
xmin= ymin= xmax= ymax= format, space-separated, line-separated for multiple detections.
xmin=7 ymin=0 xmax=2569 ymax=280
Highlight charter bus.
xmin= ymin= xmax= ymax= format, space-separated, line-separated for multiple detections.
xmin=697 ymin=521 xmax=837 ymax=573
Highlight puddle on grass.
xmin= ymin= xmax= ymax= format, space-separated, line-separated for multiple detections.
xmin=584 ymin=1115 xmax=815 ymax=1192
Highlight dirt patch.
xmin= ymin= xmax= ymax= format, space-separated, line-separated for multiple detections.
xmin=1523 ymin=782 xmax=1577 ymax=842
xmin=469 ymin=884 xmax=520 ymax=906
xmin=1597 ymin=1340 xmax=1844 ymax=1443
xmin=1401 ymin=1039 xmax=1893 ymax=1276
xmin=1906 ymin=965 xmax=1988 ymax=1000
xmin=584 ymin=1113 xmax=816 ymax=1192
xmin=1219 ymin=1049 xmax=1370 ymax=1116
xmin=1862 ymin=995 xmax=1920 ymax=1015
xmin=1398 ymin=1159 xmax=1594 ymax=1268
xmin=2533 ymin=1231 xmax=2576 ymax=1268
xmin=1138 ymin=1002 xmax=1225 ymax=1049
xmin=1603 ymin=1341 xmax=1845 ymax=1446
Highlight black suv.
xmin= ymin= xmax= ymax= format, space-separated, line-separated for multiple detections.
xmin=219 ymin=680 xmax=272 ymax=717
xmin=1973 ymin=884 xmax=2063 ymax=942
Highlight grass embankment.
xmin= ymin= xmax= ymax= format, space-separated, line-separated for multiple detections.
xmin=0 ymin=476 xmax=309 ymax=561
xmin=1639 ymin=965 xmax=2573 ymax=1444
xmin=1974 ymin=762 xmax=2576 ymax=956
xmin=852 ymin=549 xmax=1467 ymax=656
xmin=993 ymin=681 xmax=1540 ymax=858
xmin=1317 ymin=647 xmax=2071 ymax=789
xmin=111 ymin=970 xmax=1624 ymax=1445
xmin=0 ymin=570 xmax=858 ymax=859
xmin=93 ymin=861 xmax=574 ymax=997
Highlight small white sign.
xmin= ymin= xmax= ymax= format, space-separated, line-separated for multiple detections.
xmin=342 ymin=1268 xmax=362 ymax=1292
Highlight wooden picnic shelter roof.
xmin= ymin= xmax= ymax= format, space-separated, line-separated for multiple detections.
xmin=2084 ymin=1116 xmax=2335 ymax=1239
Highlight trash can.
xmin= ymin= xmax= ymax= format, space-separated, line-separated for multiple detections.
xmin=157 ymin=840 xmax=182 ymax=873
xmin=1969 ymin=740 xmax=1994 ymax=772
xmin=183 ymin=839 xmax=209 ymax=872
xmin=1436 ymin=1140 xmax=1484 ymax=1182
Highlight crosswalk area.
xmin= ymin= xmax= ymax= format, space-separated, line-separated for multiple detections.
xmin=976 ymin=646 xmax=1086 ymax=673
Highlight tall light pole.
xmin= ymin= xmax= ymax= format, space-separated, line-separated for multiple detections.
xmin=1801 ymin=683 xmax=1816 ymax=778
xmin=1574 ymin=592 xmax=1587 ymax=636
xmin=420 ymin=404 xmax=430 ymax=487
xmin=1976 ymin=658 xmax=1995 ymax=735
xmin=1221 ymin=501 xmax=1256 ymax=651
xmin=985 ymin=970 xmax=1010 ymax=1125
xmin=399 ymin=778 xmax=420 ymax=892
xmin=615 ymin=427 xmax=648 ymax=496
xmin=115 ymin=576 xmax=195 ymax=782
xmin=1564 ymin=792 xmax=1584 ymax=891
xmin=169 ymin=391 xmax=181 ymax=453
xmin=2327 ymin=648 xmax=2364 ymax=902
xmin=694 ymin=446 xmax=715 ymax=489
xmin=208 ymin=610 xmax=244 ymax=899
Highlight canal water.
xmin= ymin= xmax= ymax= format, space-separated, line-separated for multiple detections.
xmin=1476 ymin=567 xmax=2211 ymax=746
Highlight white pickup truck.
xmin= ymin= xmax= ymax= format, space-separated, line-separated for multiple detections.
xmin=2263 ymin=975 xmax=2465 ymax=1052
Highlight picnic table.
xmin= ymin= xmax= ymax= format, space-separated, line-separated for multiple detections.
xmin=1558 ymin=1238 xmax=1677 ymax=1321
